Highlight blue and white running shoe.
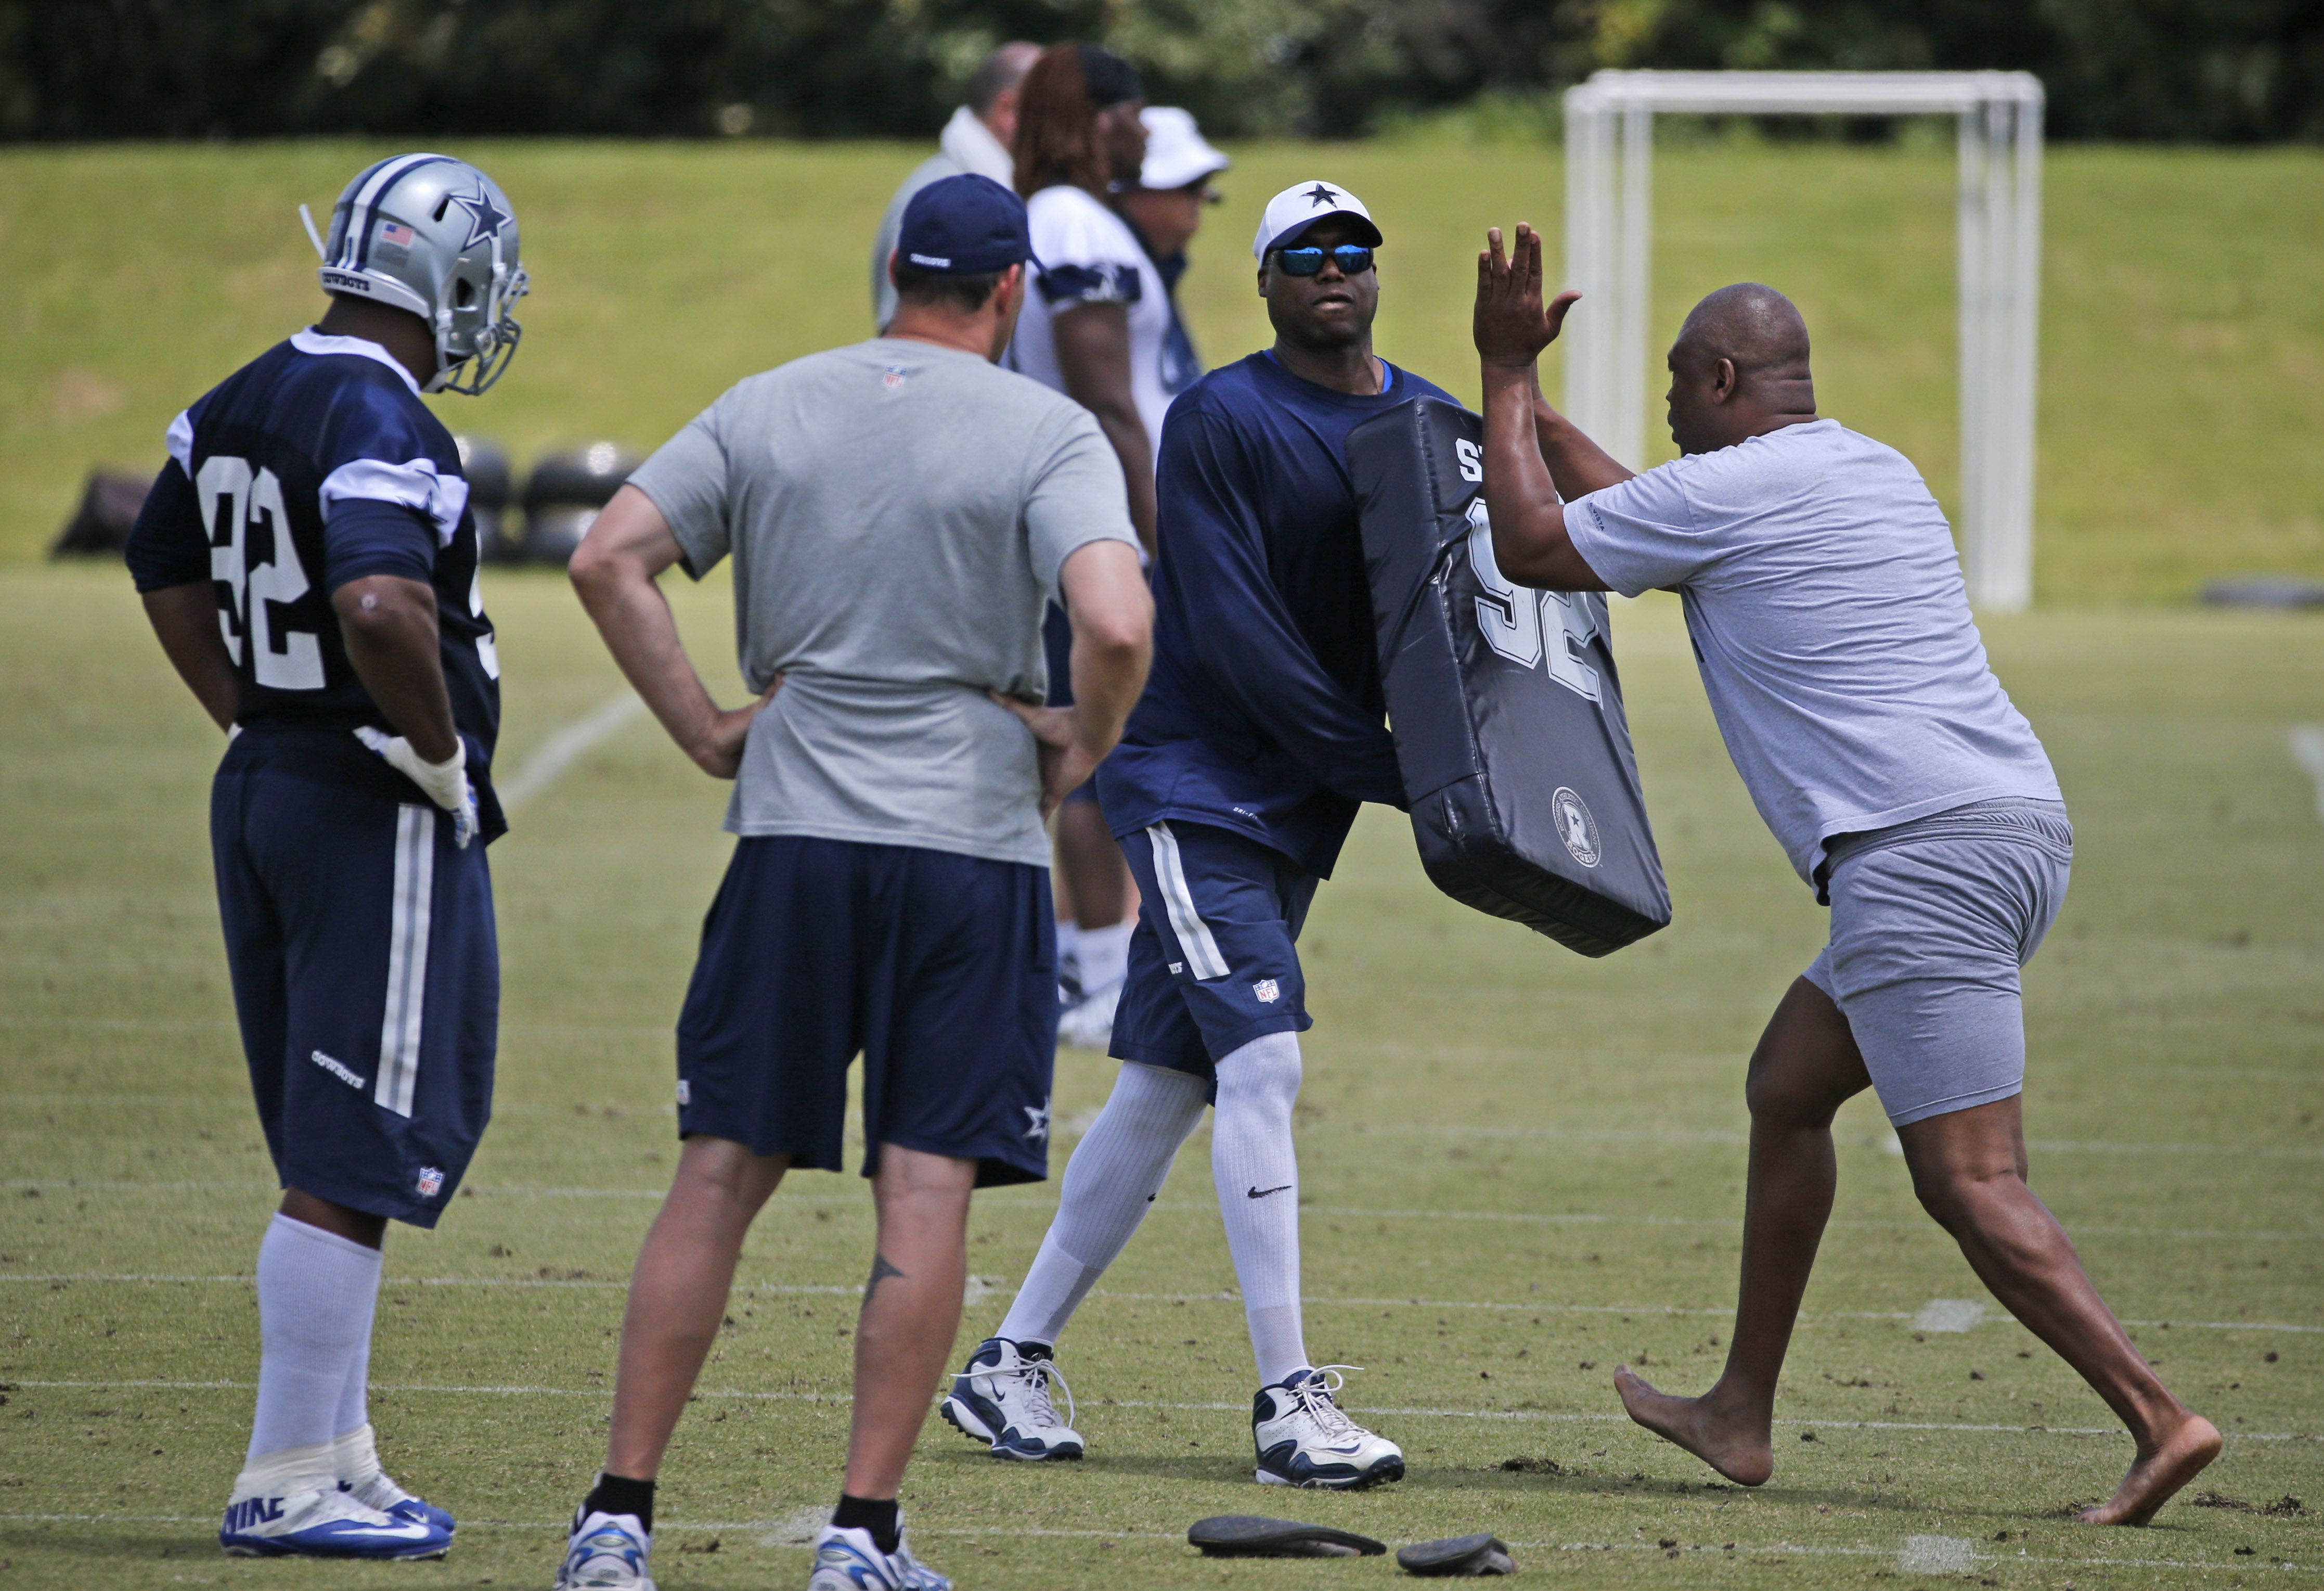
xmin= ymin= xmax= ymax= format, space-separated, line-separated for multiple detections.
xmin=554 ymin=1508 xmax=654 ymax=1590
xmin=940 ymin=1337 xmax=1084 ymax=1460
xmin=219 ymin=1484 xmax=451 ymax=1559
xmin=806 ymin=1523 xmax=949 ymax=1590
xmin=1252 ymin=1366 xmax=1404 ymax=1490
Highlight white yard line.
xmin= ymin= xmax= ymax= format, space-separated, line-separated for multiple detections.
xmin=3 ymin=1381 xmax=2315 ymax=1445
xmin=7 ymin=1272 xmax=2320 ymax=1336
xmin=2292 ymin=726 xmax=2324 ymax=824
xmin=0 ymin=1513 xmax=2310 ymax=1574
xmin=494 ymin=689 xmax=647 ymax=810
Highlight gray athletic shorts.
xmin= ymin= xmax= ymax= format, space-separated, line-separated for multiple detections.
xmin=1803 ymin=798 xmax=2073 ymax=1127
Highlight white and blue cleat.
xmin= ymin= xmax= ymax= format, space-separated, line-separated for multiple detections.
xmin=1252 ymin=1366 xmax=1404 ymax=1490
xmin=338 ymin=1422 xmax=455 ymax=1537
xmin=806 ymin=1523 xmax=949 ymax=1590
xmin=555 ymin=1508 xmax=655 ymax=1590
xmin=940 ymin=1337 xmax=1084 ymax=1461
xmin=220 ymin=1485 xmax=451 ymax=1559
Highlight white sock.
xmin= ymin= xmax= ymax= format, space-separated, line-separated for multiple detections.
xmin=1210 ymin=1031 xmax=1309 ymax=1385
xmin=245 ymin=1213 xmax=383 ymax=1467
xmin=1055 ymin=919 xmax=1080 ymax=984
xmin=333 ymin=1267 xmax=380 ymax=1441
xmin=998 ymin=1062 xmax=1209 ymax=1346
xmin=1076 ymin=920 xmax=1133 ymax=993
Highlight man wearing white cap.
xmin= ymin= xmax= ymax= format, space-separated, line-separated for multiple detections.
xmin=944 ymin=179 xmax=1451 ymax=1493
xmin=1045 ymin=105 xmax=1234 ymax=1051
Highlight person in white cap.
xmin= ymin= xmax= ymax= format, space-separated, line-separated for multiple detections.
xmin=944 ymin=178 xmax=1452 ymax=1494
xmin=1043 ymin=105 xmax=1233 ymax=1052
xmin=869 ymin=41 xmax=1042 ymax=332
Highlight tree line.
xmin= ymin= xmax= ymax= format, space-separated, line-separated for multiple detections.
xmin=6 ymin=0 xmax=2317 ymax=142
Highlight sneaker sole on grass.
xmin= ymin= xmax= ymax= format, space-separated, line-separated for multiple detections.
xmin=1189 ymin=1516 xmax=1386 ymax=1558
xmin=1397 ymin=1533 xmax=1516 ymax=1576
xmin=938 ymin=1395 xmax=1082 ymax=1461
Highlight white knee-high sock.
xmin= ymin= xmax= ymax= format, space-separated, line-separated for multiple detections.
xmin=333 ymin=1265 xmax=381 ymax=1441
xmin=246 ymin=1213 xmax=383 ymax=1466
xmin=1210 ymin=1030 xmax=1309 ymax=1386
xmin=999 ymin=1062 xmax=1209 ymax=1347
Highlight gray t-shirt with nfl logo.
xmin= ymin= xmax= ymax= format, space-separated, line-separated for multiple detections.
xmin=628 ymin=336 xmax=1137 ymax=868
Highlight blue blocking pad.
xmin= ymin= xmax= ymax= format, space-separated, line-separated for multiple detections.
xmin=1348 ymin=397 xmax=1671 ymax=956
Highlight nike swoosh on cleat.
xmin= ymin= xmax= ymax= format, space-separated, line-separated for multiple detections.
xmin=1246 ymin=1184 xmax=1292 ymax=1199
xmin=354 ymin=1523 xmax=434 ymax=1540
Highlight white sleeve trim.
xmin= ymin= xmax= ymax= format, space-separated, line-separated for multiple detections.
xmin=165 ymin=411 xmax=194 ymax=474
xmin=319 ymin=456 xmax=472 ymax=546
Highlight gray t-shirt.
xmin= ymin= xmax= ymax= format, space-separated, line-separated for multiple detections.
xmin=630 ymin=337 xmax=1138 ymax=867
xmin=1565 ymin=418 xmax=2060 ymax=887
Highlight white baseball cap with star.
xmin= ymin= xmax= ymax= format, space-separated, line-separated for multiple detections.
xmin=1251 ymin=179 xmax=1383 ymax=262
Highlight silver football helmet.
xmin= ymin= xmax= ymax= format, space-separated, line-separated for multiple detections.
xmin=305 ymin=153 xmax=528 ymax=395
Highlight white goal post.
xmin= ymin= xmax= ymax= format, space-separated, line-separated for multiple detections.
xmin=1561 ymin=70 xmax=2044 ymax=611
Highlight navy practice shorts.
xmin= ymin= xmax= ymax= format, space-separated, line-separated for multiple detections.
xmin=676 ymin=836 xmax=1058 ymax=1187
xmin=1110 ymin=820 xmax=1318 ymax=1087
xmin=211 ymin=732 xmax=499 ymax=1227
xmin=1041 ymin=603 xmax=1098 ymax=807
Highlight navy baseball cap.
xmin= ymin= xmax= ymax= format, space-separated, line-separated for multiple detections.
xmin=897 ymin=174 xmax=1033 ymax=276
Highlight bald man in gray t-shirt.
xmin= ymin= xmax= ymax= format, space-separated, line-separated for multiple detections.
xmin=1469 ymin=227 xmax=2219 ymax=1528
xmin=554 ymin=175 xmax=1151 ymax=1591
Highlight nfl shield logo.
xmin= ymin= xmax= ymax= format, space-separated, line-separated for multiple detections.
xmin=415 ymin=1166 xmax=445 ymax=1199
xmin=1252 ymin=978 xmax=1281 ymax=1004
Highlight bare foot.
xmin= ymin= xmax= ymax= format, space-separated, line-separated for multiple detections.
xmin=1613 ymin=1365 xmax=1775 ymax=1487
xmin=2077 ymin=1413 xmax=2223 ymax=1526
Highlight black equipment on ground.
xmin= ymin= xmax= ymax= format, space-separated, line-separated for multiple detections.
xmin=49 ymin=468 xmax=156 ymax=559
xmin=521 ymin=442 xmax=639 ymax=564
xmin=453 ymin=434 xmax=518 ymax=562
xmin=1187 ymin=1516 xmax=1386 ymax=1558
xmin=1349 ymin=396 xmax=1670 ymax=957
xmin=1397 ymin=1533 xmax=1517 ymax=1576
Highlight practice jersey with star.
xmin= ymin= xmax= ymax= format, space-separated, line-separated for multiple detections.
xmin=123 ymin=329 xmax=505 ymax=830
xmin=1095 ymin=350 xmax=1454 ymax=876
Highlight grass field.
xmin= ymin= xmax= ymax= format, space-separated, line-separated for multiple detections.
xmin=3 ymin=137 xmax=2322 ymax=599
xmin=1 ymin=563 xmax=2319 ymax=1588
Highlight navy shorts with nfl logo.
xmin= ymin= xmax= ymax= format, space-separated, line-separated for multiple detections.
xmin=1111 ymin=820 xmax=1317 ymax=1088
xmin=211 ymin=729 xmax=499 ymax=1228
xmin=676 ymin=836 xmax=1058 ymax=1188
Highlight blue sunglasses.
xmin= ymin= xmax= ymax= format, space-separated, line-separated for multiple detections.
xmin=1273 ymin=244 xmax=1375 ymax=277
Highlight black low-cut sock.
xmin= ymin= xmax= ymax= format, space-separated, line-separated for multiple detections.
xmin=585 ymin=1471 xmax=656 ymax=1534
xmin=833 ymin=1493 xmax=901 ymax=1555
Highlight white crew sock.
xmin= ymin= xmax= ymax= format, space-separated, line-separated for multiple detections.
xmin=1076 ymin=920 xmax=1134 ymax=994
xmin=1055 ymin=919 xmax=1080 ymax=986
xmin=245 ymin=1213 xmax=383 ymax=1466
xmin=998 ymin=1062 xmax=1209 ymax=1346
xmin=1210 ymin=1030 xmax=1309 ymax=1385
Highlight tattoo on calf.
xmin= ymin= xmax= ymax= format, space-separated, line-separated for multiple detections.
xmin=864 ymin=1253 xmax=906 ymax=1303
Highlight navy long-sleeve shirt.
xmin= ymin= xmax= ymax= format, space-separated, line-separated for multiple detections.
xmin=1096 ymin=350 xmax=1455 ymax=878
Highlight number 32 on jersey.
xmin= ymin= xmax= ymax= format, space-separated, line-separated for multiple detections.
xmin=198 ymin=455 xmax=324 ymax=690
xmin=1463 ymin=497 xmax=1601 ymax=704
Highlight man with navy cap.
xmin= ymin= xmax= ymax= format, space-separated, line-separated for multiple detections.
xmin=550 ymin=173 xmax=1152 ymax=1591
xmin=945 ymin=180 xmax=1451 ymax=1493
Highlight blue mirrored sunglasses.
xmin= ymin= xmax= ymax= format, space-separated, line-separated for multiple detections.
xmin=1274 ymin=244 xmax=1375 ymax=277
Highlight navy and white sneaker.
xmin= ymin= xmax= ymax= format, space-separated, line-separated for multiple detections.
xmin=220 ymin=1484 xmax=450 ymax=1559
xmin=1252 ymin=1366 xmax=1404 ymax=1490
xmin=806 ymin=1523 xmax=950 ymax=1590
xmin=554 ymin=1508 xmax=654 ymax=1590
xmin=940 ymin=1337 xmax=1084 ymax=1460
xmin=337 ymin=1422 xmax=455 ymax=1536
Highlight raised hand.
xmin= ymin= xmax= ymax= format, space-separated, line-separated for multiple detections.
xmin=1474 ymin=223 xmax=1581 ymax=370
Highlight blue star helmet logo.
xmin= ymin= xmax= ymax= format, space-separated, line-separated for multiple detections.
xmin=1301 ymin=183 xmax=1340 ymax=207
xmin=447 ymin=183 xmax=510 ymax=251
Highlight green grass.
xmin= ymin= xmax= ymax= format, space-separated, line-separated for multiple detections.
xmin=3 ymin=138 xmax=2322 ymax=598
xmin=2 ymin=565 xmax=2320 ymax=1587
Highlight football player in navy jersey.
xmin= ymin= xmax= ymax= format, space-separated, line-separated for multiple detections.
xmin=946 ymin=181 xmax=1443 ymax=1491
xmin=124 ymin=152 xmax=528 ymax=1562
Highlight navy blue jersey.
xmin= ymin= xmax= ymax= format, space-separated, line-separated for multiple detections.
xmin=126 ymin=331 xmax=501 ymax=801
xmin=1096 ymin=350 xmax=1456 ymax=877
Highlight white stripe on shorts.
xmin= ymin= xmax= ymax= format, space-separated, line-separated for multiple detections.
xmin=375 ymin=804 xmax=434 ymax=1118
xmin=1146 ymin=823 xmax=1228 ymax=981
